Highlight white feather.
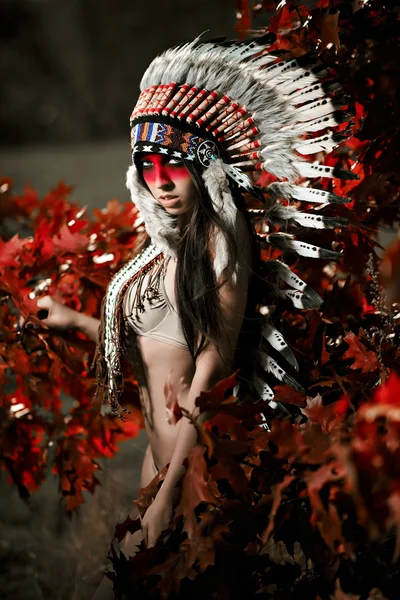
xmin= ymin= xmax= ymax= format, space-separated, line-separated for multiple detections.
xmin=259 ymin=352 xmax=303 ymax=391
xmin=279 ymin=289 xmax=310 ymax=309
xmin=289 ymin=82 xmax=326 ymax=102
xmin=291 ymin=114 xmax=340 ymax=133
xmin=253 ymin=375 xmax=274 ymax=401
xmin=295 ymin=132 xmax=339 ymax=155
xmin=289 ymin=211 xmax=338 ymax=229
xmin=285 ymin=238 xmax=340 ymax=259
xmin=268 ymin=183 xmax=349 ymax=205
xmin=295 ymin=98 xmax=336 ymax=121
xmin=262 ymin=322 xmax=299 ymax=370
xmin=292 ymin=161 xmax=339 ymax=179
xmin=277 ymin=73 xmax=320 ymax=94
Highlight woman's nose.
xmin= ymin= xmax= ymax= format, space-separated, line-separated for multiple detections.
xmin=154 ymin=166 xmax=174 ymax=189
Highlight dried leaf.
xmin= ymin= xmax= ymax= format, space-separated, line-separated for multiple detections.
xmin=342 ymin=332 xmax=378 ymax=374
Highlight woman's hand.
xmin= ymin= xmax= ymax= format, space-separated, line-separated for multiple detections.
xmin=35 ymin=295 xmax=80 ymax=330
xmin=20 ymin=296 xmax=100 ymax=342
xmin=140 ymin=495 xmax=173 ymax=549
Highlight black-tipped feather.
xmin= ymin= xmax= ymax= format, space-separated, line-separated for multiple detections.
xmin=332 ymin=165 xmax=360 ymax=180
xmin=267 ymin=232 xmax=342 ymax=259
xmin=262 ymin=260 xmax=323 ymax=307
xmin=265 ymin=204 xmax=348 ymax=229
xmin=267 ymin=183 xmax=351 ymax=205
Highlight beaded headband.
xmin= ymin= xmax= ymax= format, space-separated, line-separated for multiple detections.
xmin=130 ymin=121 xmax=221 ymax=167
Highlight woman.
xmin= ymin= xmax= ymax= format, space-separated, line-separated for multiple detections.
xmin=36 ymin=150 xmax=255 ymax=543
xmin=34 ymin=34 xmax=354 ymax=597
xmin=35 ymin=151 xmax=256 ymax=600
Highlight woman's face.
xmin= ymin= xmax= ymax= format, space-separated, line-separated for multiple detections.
xmin=138 ymin=153 xmax=197 ymax=223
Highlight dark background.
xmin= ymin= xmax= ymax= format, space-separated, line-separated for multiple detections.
xmin=0 ymin=0 xmax=235 ymax=207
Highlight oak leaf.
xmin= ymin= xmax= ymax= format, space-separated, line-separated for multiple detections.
xmin=178 ymin=445 xmax=218 ymax=538
xmin=342 ymin=331 xmax=378 ymax=374
xmin=53 ymin=224 xmax=88 ymax=253
xmin=301 ymin=394 xmax=350 ymax=434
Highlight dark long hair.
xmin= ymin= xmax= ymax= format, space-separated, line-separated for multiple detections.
xmin=136 ymin=157 xmax=261 ymax=367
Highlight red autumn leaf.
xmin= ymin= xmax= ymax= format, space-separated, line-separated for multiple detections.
xmin=269 ymin=5 xmax=297 ymax=35
xmin=273 ymin=384 xmax=307 ymax=407
xmin=301 ymin=394 xmax=350 ymax=434
xmin=93 ymin=198 xmax=138 ymax=231
xmin=53 ymin=224 xmax=89 ymax=254
xmin=178 ymin=445 xmax=218 ymax=538
xmin=382 ymin=238 xmax=400 ymax=302
xmin=210 ymin=439 xmax=250 ymax=499
xmin=113 ymin=514 xmax=141 ymax=543
xmin=359 ymin=373 xmax=400 ymax=422
xmin=235 ymin=0 xmax=252 ymax=38
xmin=134 ymin=466 xmax=169 ymax=518
xmin=374 ymin=371 xmax=400 ymax=406
xmin=164 ymin=375 xmax=185 ymax=425
xmin=146 ymin=548 xmax=197 ymax=597
xmin=184 ymin=534 xmax=216 ymax=573
xmin=33 ymin=219 xmax=54 ymax=261
xmin=208 ymin=412 xmax=245 ymax=438
xmin=195 ymin=371 xmax=238 ymax=412
xmin=387 ymin=492 xmax=400 ymax=562
xmin=1 ymin=272 xmax=39 ymax=315
xmin=12 ymin=184 xmax=39 ymax=216
xmin=0 ymin=235 xmax=26 ymax=269
xmin=262 ymin=475 xmax=295 ymax=543
xmin=172 ymin=401 xmax=183 ymax=423
xmin=342 ymin=331 xmax=378 ymax=374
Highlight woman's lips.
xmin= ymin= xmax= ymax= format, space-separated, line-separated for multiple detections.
xmin=159 ymin=196 xmax=179 ymax=207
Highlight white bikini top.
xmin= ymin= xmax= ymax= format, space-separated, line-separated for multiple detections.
xmin=123 ymin=267 xmax=187 ymax=350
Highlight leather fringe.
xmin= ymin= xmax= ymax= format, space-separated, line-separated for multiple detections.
xmin=92 ymin=251 xmax=165 ymax=418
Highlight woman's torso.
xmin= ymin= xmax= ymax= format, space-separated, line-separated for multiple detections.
xmin=123 ymin=255 xmax=195 ymax=471
xmin=122 ymin=232 xmax=258 ymax=473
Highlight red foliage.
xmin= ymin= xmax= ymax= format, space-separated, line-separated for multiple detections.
xmin=0 ymin=178 xmax=144 ymax=509
xmin=2 ymin=1 xmax=400 ymax=597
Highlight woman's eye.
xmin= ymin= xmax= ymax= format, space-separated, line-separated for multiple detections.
xmin=141 ymin=160 xmax=153 ymax=169
xmin=168 ymin=158 xmax=184 ymax=167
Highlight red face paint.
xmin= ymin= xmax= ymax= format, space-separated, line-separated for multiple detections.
xmin=139 ymin=153 xmax=191 ymax=186
xmin=137 ymin=152 xmax=197 ymax=226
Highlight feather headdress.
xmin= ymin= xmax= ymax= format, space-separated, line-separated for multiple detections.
xmin=97 ymin=33 xmax=357 ymax=416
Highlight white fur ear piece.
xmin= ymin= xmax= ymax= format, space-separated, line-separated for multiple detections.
xmin=202 ymin=158 xmax=240 ymax=282
xmin=125 ymin=163 xmax=180 ymax=257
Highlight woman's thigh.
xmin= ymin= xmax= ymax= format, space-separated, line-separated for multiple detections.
xmin=140 ymin=442 xmax=158 ymax=488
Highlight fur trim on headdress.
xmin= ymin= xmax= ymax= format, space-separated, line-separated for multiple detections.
xmin=202 ymin=158 xmax=239 ymax=281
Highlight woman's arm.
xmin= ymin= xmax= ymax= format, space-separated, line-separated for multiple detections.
xmin=35 ymin=295 xmax=100 ymax=342
xmin=157 ymin=276 xmax=249 ymax=499
xmin=74 ymin=312 xmax=101 ymax=342
xmin=141 ymin=215 xmax=252 ymax=547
